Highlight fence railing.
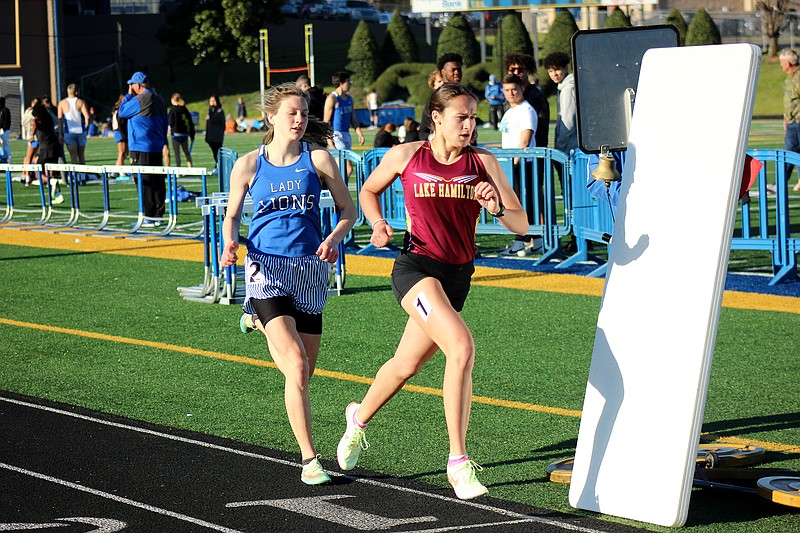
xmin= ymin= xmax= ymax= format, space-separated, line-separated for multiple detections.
xmin=3 ymin=146 xmax=798 ymax=287
xmin=1 ymin=163 xmax=208 ymax=237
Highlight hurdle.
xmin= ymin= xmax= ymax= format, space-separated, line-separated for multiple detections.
xmin=44 ymin=163 xmax=107 ymax=232
xmin=179 ymin=190 xmax=344 ymax=304
xmin=1 ymin=164 xmax=49 ymax=226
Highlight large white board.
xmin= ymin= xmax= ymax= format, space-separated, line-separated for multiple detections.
xmin=568 ymin=44 xmax=761 ymax=527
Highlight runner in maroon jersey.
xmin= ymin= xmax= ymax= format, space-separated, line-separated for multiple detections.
xmin=336 ymin=83 xmax=528 ymax=500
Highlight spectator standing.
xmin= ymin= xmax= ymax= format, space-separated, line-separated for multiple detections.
xmin=0 ymin=97 xmax=11 ymax=163
xmin=221 ymin=82 xmax=356 ymax=486
xmin=498 ymin=74 xmax=540 ymax=256
xmin=419 ymin=53 xmax=463 ymax=140
xmin=57 ymin=84 xmax=91 ymax=165
xmin=504 ymin=53 xmax=549 ymax=151
xmin=336 ymin=83 xmax=528 ymax=501
xmin=373 ymin=122 xmax=399 ymax=148
xmin=236 ymin=96 xmax=247 ymax=122
xmin=544 ymin=52 xmax=578 ymax=252
xmin=323 ymin=71 xmax=364 ymax=181
xmin=118 ymin=71 xmax=169 ymax=227
xmin=366 ymin=88 xmax=380 ymax=129
xmin=111 ymin=94 xmax=129 ymax=167
xmin=296 ymin=75 xmax=325 ymax=120
xmin=779 ymin=47 xmax=800 ymax=192
xmin=205 ymin=95 xmax=225 ymax=163
xmin=31 ymin=102 xmax=63 ymax=204
xmin=544 ymin=53 xmax=577 ymax=160
xmin=483 ymin=74 xmax=505 ymax=130
xmin=40 ymin=96 xmax=64 ymax=163
xmin=168 ymin=92 xmax=195 ymax=167
xmin=21 ymin=97 xmax=39 ymax=184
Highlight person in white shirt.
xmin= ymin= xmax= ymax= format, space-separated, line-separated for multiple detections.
xmin=499 ymin=74 xmax=541 ymax=256
xmin=57 ymin=83 xmax=91 ymax=166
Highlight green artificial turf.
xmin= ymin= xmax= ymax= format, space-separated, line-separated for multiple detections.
xmin=0 ymin=243 xmax=797 ymax=532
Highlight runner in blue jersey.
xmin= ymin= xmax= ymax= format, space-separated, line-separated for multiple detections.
xmin=324 ymin=71 xmax=364 ymax=181
xmin=221 ymin=82 xmax=356 ymax=486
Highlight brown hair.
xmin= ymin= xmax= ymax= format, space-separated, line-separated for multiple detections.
xmin=428 ymin=83 xmax=477 ymax=129
xmin=261 ymin=82 xmax=331 ymax=146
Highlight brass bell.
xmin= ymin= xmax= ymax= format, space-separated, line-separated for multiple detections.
xmin=591 ymin=154 xmax=621 ymax=185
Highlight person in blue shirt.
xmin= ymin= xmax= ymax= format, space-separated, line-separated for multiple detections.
xmin=221 ymin=82 xmax=356 ymax=487
xmin=323 ymin=71 xmax=364 ymax=181
xmin=483 ymin=74 xmax=505 ymax=130
xmin=117 ymin=71 xmax=169 ymax=226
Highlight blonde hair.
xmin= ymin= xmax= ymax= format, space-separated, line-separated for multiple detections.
xmin=261 ymin=82 xmax=331 ymax=146
xmin=428 ymin=69 xmax=444 ymax=90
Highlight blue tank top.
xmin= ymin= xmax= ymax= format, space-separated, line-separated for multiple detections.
xmin=332 ymin=93 xmax=353 ymax=132
xmin=245 ymin=143 xmax=323 ymax=257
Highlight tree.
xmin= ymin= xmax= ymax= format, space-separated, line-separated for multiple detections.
xmin=685 ymin=8 xmax=721 ymax=46
xmin=187 ymin=2 xmax=235 ymax=89
xmin=666 ymin=8 xmax=688 ymax=46
xmin=382 ymin=10 xmax=419 ymax=66
xmin=757 ymin=0 xmax=796 ymax=57
xmin=222 ymin=0 xmax=282 ymax=63
xmin=347 ymin=20 xmax=382 ymax=86
xmin=542 ymin=9 xmax=579 ymax=63
xmin=604 ymin=7 xmax=632 ymax=29
xmin=493 ymin=12 xmax=533 ymax=65
xmin=437 ymin=14 xmax=480 ymax=66
xmin=183 ymin=0 xmax=283 ymax=89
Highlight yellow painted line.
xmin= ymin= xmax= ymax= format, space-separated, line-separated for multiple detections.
xmin=2 ymin=317 xmax=795 ymax=454
xmin=701 ymin=434 xmax=800 ymax=455
xmin=0 ymin=317 xmax=578 ymax=419
xmin=1 ymin=228 xmax=798 ymax=314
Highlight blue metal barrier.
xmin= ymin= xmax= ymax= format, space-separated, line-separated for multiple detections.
xmin=564 ymin=149 xmax=799 ymax=284
xmin=561 ymin=151 xmax=614 ymax=277
xmin=217 ymin=148 xmax=239 ymax=193
xmin=490 ymin=147 xmax=571 ymax=263
xmin=732 ymin=149 xmax=799 ymax=285
xmin=1 ymin=164 xmax=49 ymax=226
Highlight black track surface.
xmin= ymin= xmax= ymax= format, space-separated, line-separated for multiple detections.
xmin=0 ymin=391 xmax=649 ymax=533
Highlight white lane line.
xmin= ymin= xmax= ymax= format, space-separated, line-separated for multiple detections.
xmin=0 ymin=462 xmax=243 ymax=533
xmin=0 ymin=396 xmax=612 ymax=533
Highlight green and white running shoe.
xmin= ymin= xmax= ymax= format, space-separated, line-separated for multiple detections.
xmin=336 ymin=402 xmax=369 ymax=470
xmin=447 ymin=459 xmax=488 ymax=500
xmin=239 ymin=314 xmax=256 ymax=334
xmin=301 ymin=455 xmax=331 ymax=485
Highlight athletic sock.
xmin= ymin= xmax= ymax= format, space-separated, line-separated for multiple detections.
xmin=352 ymin=408 xmax=367 ymax=429
xmin=448 ymin=455 xmax=468 ymax=468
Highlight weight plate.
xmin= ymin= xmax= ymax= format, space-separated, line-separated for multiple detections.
xmin=697 ymin=443 xmax=765 ymax=468
xmin=756 ymin=476 xmax=800 ymax=508
xmin=545 ymin=458 xmax=574 ymax=484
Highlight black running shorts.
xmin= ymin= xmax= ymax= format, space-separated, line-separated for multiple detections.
xmin=390 ymin=252 xmax=474 ymax=312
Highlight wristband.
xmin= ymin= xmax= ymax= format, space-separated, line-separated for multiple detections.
xmin=490 ymin=202 xmax=505 ymax=218
xmin=371 ymin=218 xmax=387 ymax=229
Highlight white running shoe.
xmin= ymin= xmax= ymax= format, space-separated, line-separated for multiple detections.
xmin=499 ymin=240 xmax=526 ymax=257
xmin=447 ymin=459 xmax=488 ymax=500
xmin=336 ymin=402 xmax=369 ymax=470
xmin=301 ymin=455 xmax=331 ymax=485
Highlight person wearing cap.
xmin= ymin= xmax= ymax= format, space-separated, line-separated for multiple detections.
xmin=118 ymin=71 xmax=169 ymax=227
xmin=484 ymin=74 xmax=504 ymax=130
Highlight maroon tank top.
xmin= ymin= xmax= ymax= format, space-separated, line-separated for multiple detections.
xmin=400 ymin=142 xmax=488 ymax=264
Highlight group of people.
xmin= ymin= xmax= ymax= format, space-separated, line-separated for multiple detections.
xmin=18 ymin=89 xmax=88 ymax=204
